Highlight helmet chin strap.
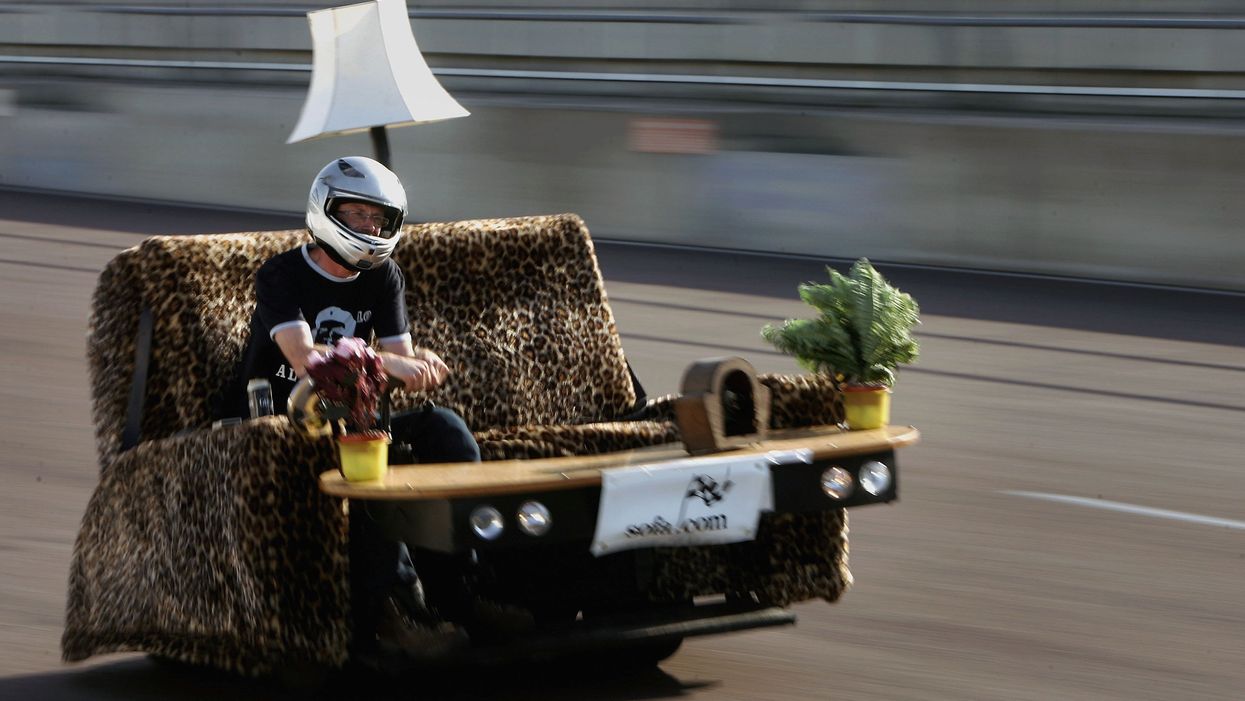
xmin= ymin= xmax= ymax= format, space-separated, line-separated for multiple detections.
xmin=312 ymin=237 xmax=366 ymax=271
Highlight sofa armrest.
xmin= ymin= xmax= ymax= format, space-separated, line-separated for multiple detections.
xmin=626 ymin=373 xmax=841 ymax=431
xmin=759 ymin=372 xmax=843 ymax=429
xmin=474 ymin=420 xmax=679 ymax=461
xmin=613 ymin=393 xmax=678 ymax=424
xmin=63 ymin=417 xmax=350 ymax=675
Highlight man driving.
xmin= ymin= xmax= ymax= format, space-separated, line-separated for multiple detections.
xmin=219 ymin=156 xmax=478 ymax=663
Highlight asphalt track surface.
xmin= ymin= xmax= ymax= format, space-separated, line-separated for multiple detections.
xmin=1 ymin=190 xmax=1242 ymax=700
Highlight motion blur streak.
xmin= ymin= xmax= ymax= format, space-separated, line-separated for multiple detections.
xmin=1003 ymin=491 xmax=1245 ymax=531
xmin=2 ymin=1 xmax=1245 ymax=289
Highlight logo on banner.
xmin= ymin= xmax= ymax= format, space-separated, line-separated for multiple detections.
xmin=591 ymin=451 xmax=802 ymax=556
xmin=624 ymin=473 xmax=738 ymax=539
xmin=685 ymin=474 xmax=733 ymax=506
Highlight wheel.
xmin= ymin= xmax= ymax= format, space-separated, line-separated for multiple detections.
xmin=559 ymin=635 xmax=683 ymax=678
xmin=616 ymin=636 xmax=684 ymax=666
xmin=272 ymin=659 xmax=332 ymax=693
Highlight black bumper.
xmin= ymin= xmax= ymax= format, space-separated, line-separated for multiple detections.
xmin=384 ymin=448 xmax=899 ymax=554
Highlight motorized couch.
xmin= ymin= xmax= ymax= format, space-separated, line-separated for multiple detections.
xmin=63 ymin=213 xmax=849 ymax=674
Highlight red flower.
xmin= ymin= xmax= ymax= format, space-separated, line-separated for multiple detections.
xmin=305 ymin=337 xmax=387 ymax=433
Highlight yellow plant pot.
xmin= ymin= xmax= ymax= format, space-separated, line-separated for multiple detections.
xmin=842 ymin=386 xmax=891 ymax=430
xmin=337 ymin=434 xmax=389 ymax=482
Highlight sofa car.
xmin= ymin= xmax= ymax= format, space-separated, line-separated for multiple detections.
xmin=63 ymin=214 xmax=859 ymax=674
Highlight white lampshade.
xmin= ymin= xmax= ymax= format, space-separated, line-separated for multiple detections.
xmin=287 ymin=0 xmax=469 ymax=144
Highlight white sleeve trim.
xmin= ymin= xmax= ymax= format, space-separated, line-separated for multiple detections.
xmin=378 ymin=332 xmax=413 ymax=347
xmin=270 ymin=319 xmax=311 ymax=340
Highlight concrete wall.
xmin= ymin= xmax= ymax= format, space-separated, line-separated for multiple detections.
xmin=2 ymin=2 xmax=1243 ymax=290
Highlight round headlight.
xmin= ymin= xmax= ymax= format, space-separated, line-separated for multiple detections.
xmin=859 ymin=460 xmax=892 ymax=496
xmin=516 ymin=501 xmax=552 ymax=537
xmin=821 ymin=466 xmax=854 ymax=500
xmin=470 ymin=505 xmax=504 ymax=541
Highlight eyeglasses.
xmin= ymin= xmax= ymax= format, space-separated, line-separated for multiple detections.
xmin=335 ymin=208 xmax=391 ymax=230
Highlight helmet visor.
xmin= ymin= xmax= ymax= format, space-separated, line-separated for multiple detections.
xmin=329 ymin=200 xmax=403 ymax=238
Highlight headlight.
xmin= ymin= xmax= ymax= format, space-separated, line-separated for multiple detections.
xmin=516 ymin=500 xmax=552 ymax=537
xmin=859 ymin=460 xmax=892 ymax=496
xmin=470 ymin=505 xmax=504 ymax=541
xmin=821 ymin=466 xmax=854 ymax=500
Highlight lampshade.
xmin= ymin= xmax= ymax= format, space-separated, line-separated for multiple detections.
xmin=286 ymin=0 xmax=469 ymax=144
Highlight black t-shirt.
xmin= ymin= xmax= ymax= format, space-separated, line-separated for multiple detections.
xmin=218 ymin=243 xmax=409 ymax=419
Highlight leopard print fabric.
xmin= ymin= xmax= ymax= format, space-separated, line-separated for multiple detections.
xmin=648 ymin=510 xmax=851 ymax=606
xmin=636 ymin=372 xmax=844 ymax=429
xmin=87 ymin=215 xmax=638 ymax=464
xmin=475 ymin=420 xmax=680 ymax=461
xmin=87 ymin=231 xmax=308 ymax=469
xmin=86 ymin=247 xmax=142 ymax=469
xmin=760 ymin=372 xmax=845 ymax=429
xmin=71 ymin=214 xmax=851 ymax=673
xmin=626 ymin=393 xmax=679 ymax=423
xmin=62 ymin=417 xmax=349 ymax=675
xmin=387 ymin=215 xmax=637 ymax=427
xmin=71 ymin=215 xmax=646 ymax=673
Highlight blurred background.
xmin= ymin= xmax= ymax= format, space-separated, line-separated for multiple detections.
xmin=2 ymin=3 xmax=1244 ymax=700
xmin=3 ymin=0 xmax=1244 ymax=290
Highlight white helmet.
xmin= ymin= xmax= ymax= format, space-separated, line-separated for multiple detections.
xmin=306 ymin=156 xmax=407 ymax=271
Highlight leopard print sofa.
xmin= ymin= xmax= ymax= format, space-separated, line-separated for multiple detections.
xmin=63 ymin=214 xmax=846 ymax=675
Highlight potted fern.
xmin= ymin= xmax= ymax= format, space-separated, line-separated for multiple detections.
xmin=762 ymin=259 xmax=920 ymax=430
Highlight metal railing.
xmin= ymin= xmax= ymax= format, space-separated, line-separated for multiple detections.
xmin=40 ymin=5 xmax=1245 ymax=29
xmin=5 ymin=55 xmax=1245 ymax=101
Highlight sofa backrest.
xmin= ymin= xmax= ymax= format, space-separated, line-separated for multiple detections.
xmin=87 ymin=214 xmax=638 ymax=469
xmin=389 ymin=214 xmax=638 ymax=428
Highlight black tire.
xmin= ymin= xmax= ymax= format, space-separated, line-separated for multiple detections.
xmin=272 ymin=659 xmax=332 ymax=694
xmin=146 ymin=653 xmax=199 ymax=673
xmin=614 ymin=636 xmax=684 ymax=667
xmin=145 ymin=654 xmax=232 ymax=682
xmin=558 ymin=636 xmax=683 ymax=679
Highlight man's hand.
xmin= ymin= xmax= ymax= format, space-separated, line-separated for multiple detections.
xmin=381 ymin=349 xmax=451 ymax=392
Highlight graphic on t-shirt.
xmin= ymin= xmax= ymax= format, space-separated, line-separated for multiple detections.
xmin=313 ymin=306 xmax=357 ymax=345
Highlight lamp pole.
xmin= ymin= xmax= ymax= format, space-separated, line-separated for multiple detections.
xmin=369 ymin=126 xmax=391 ymax=168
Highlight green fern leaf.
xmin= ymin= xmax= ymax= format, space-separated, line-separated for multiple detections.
xmin=762 ymin=257 xmax=920 ymax=387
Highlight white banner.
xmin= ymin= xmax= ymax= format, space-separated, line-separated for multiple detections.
xmin=590 ymin=449 xmax=812 ymax=557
